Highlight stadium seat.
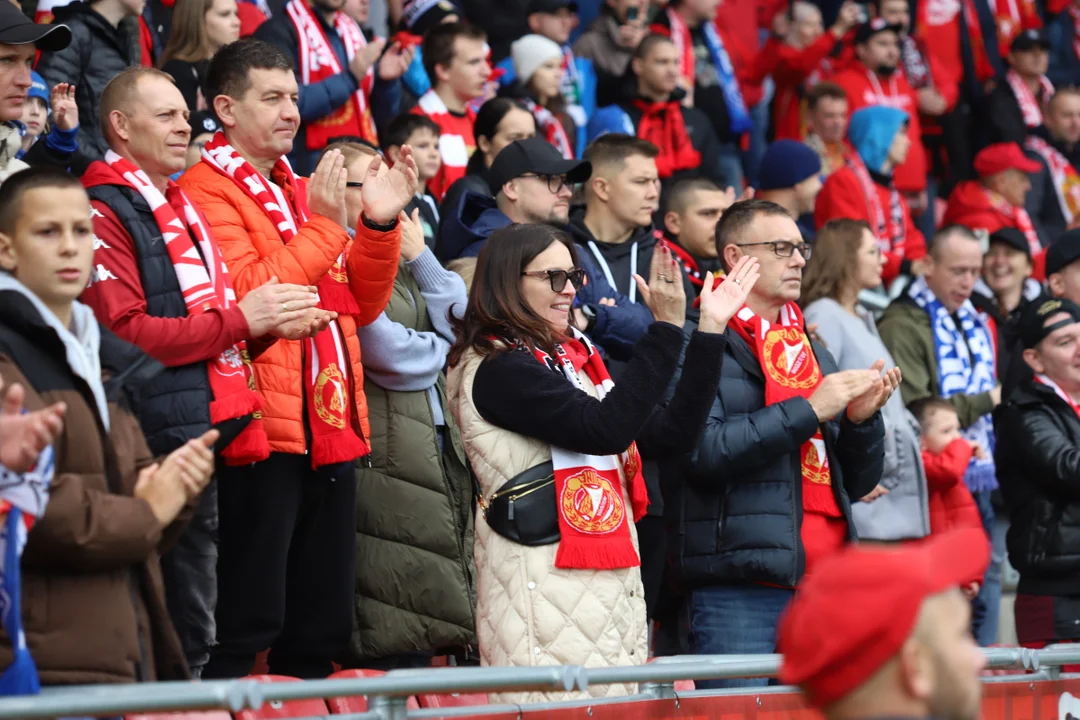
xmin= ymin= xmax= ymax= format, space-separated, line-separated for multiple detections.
xmin=126 ymin=714 xmax=232 ymax=720
xmin=233 ymin=675 xmax=329 ymax=719
xmin=326 ymin=669 xmax=420 ymax=714
xmin=415 ymin=690 xmax=490 ymax=709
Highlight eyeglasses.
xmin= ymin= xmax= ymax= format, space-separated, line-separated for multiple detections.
xmin=346 ymin=181 xmax=363 ymax=189
xmin=735 ymin=240 xmax=812 ymax=260
xmin=521 ymin=268 xmax=586 ymax=292
xmin=520 ymin=174 xmax=573 ymax=194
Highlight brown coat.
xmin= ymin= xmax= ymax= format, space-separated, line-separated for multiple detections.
xmin=0 ymin=289 xmax=189 ymax=685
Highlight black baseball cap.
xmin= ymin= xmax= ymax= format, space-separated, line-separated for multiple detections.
xmin=1046 ymin=228 xmax=1080 ymax=276
xmin=0 ymin=2 xmax=70 ymax=52
xmin=527 ymin=0 xmax=579 ymax=14
xmin=488 ymin=137 xmax=591 ymax=195
xmin=989 ymin=227 xmax=1032 ymax=258
xmin=188 ymin=111 xmax=220 ymax=142
xmin=1011 ymin=28 xmax=1050 ymax=53
xmin=1020 ymin=297 xmax=1080 ymax=349
xmin=854 ymin=18 xmax=903 ymax=45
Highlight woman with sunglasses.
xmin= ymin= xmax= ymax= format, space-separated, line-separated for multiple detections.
xmin=447 ymin=223 xmax=759 ymax=702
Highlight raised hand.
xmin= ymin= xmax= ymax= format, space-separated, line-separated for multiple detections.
xmin=50 ymin=83 xmax=78 ymax=132
xmin=378 ymin=41 xmax=415 ymax=81
xmin=135 ymin=429 xmax=219 ymax=525
xmin=634 ymin=244 xmax=686 ymax=327
xmin=237 ymin=277 xmax=321 ymax=337
xmin=399 ymin=207 xmax=426 ymax=262
xmin=697 ymin=257 xmax=759 ymax=334
xmin=808 ymin=369 xmax=880 ymax=422
xmin=362 ymin=145 xmax=419 ymax=225
xmin=349 ymin=37 xmax=387 ymax=83
xmin=846 ymin=359 xmax=902 ymax=424
xmin=308 ymin=149 xmax=348 ymax=228
xmin=0 ymin=377 xmax=64 ymax=473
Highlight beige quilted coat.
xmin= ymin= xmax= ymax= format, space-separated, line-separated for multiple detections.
xmin=447 ymin=348 xmax=648 ymax=704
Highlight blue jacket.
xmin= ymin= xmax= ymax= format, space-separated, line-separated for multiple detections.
xmin=496 ymin=49 xmax=598 ymax=157
xmin=439 ymin=190 xmax=653 ymax=360
xmin=1049 ymin=11 xmax=1080 ymax=89
xmin=254 ymin=16 xmax=402 ymax=175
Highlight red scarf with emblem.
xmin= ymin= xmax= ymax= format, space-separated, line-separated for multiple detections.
xmin=631 ymin=98 xmax=701 ymax=178
xmin=1027 ymin=136 xmax=1080 ymax=225
xmin=286 ymin=0 xmax=377 ymax=149
xmin=200 ymin=132 xmax=368 ymax=468
xmin=531 ymin=332 xmax=648 ymax=570
xmin=103 ymin=151 xmax=270 ymax=466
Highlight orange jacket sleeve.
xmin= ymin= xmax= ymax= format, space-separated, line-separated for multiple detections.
xmin=345 ymin=220 xmax=403 ymax=327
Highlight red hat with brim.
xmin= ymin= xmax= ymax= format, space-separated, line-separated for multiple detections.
xmin=974 ymin=142 xmax=1042 ymax=176
xmin=777 ymin=528 xmax=990 ymax=709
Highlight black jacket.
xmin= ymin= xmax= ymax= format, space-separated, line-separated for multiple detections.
xmin=36 ymin=2 xmax=141 ymax=165
xmin=986 ymin=81 xmax=1043 ymax=147
xmin=1028 ymin=131 xmax=1080 ymax=244
xmin=995 ymin=377 xmax=1080 ymax=596
xmin=161 ymin=59 xmax=209 ymax=113
xmin=663 ymin=325 xmax=885 ymax=588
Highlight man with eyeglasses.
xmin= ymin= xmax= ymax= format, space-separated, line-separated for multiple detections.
xmin=879 ymin=225 xmax=1004 ymax=647
xmin=664 ymin=198 xmax=894 ymax=686
xmin=440 ymin=135 xmax=653 ymax=361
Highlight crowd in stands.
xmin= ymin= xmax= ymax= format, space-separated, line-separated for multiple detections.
xmin=1 ymin=0 xmax=1080 ymax=707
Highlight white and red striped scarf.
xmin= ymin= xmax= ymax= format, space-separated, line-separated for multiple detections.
xmin=285 ymin=0 xmax=377 ymax=149
xmin=104 ymin=150 xmax=270 ymax=465
xmin=1006 ymin=68 xmax=1054 ymax=128
xmin=531 ymin=330 xmax=648 ymax=570
xmin=199 ymin=133 xmax=368 ymax=467
xmin=1026 ymin=135 xmax=1080 ymax=225
xmin=1035 ymin=372 xmax=1080 ymax=417
xmin=849 ymin=153 xmax=907 ymax=258
xmin=981 ymin=185 xmax=1042 ymax=254
xmin=522 ymin=98 xmax=574 ymax=159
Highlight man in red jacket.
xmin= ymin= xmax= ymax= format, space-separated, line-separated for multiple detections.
xmin=833 ymin=20 xmax=928 ymax=203
xmin=944 ymin=142 xmax=1046 ymax=278
xmin=79 ymin=67 xmax=331 ymax=677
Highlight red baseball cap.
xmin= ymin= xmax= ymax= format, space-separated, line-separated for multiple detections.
xmin=974 ymin=142 xmax=1041 ymax=176
xmin=777 ymin=528 xmax=990 ymax=709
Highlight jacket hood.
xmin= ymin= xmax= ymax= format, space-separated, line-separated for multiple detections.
xmin=568 ymin=206 xmax=658 ymax=262
xmin=848 ymin=106 xmax=909 ymax=174
xmin=440 ymin=190 xmax=513 ymax=261
xmin=947 ymin=180 xmax=1004 ymax=215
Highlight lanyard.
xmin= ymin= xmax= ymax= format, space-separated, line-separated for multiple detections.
xmin=588 ymin=240 xmax=638 ymax=304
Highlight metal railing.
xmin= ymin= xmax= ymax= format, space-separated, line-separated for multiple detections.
xmin=0 ymin=646 xmax=1077 ymax=720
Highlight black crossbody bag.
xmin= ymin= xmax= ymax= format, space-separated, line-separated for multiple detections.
xmin=475 ymin=461 xmax=559 ymax=546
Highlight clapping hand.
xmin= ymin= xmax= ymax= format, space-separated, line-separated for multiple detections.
xmin=308 ymin=149 xmax=348 ymax=228
xmin=634 ymin=244 xmax=686 ymax=327
xmin=0 ymin=376 xmax=64 ymax=473
xmin=846 ymin=359 xmax=902 ymax=424
xmin=135 ymin=429 xmax=219 ymax=525
xmin=399 ymin=207 xmax=426 ymax=261
xmin=860 ymin=484 xmax=890 ymax=503
xmin=362 ymin=145 xmax=419 ymax=225
xmin=270 ymin=308 xmax=337 ymax=340
xmin=697 ymin=257 xmax=759 ymax=334
xmin=378 ymin=41 xmax=415 ymax=81
xmin=50 ymin=83 xmax=78 ymax=132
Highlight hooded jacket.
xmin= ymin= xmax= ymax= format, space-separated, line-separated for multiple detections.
xmin=0 ymin=277 xmax=190 ymax=685
xmin=814 ymin=105 xmax=927 ymax=285
xmin=831 ymin=64 xmax=927 ymax=194
xmin=36 ymin=2 xmax=142 ymax=165
xmin=438 ymin=193 xmax=654 ymax=362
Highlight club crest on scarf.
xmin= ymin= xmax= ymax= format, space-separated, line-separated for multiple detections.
xmin=763 ymin=326 xmax=821 ymax=390
xmin=314 ymin=363 xmax=348 ymax=430
xmin=561 ymin=469 xmax=625 ymax=534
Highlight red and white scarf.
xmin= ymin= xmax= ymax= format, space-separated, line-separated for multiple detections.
xmin=103 ymin=150 xmax=270 ymax=465
xmin=286 ymin=0 xmax=377 ymax=149
xmin=200 ymin=132 xmax=368 ymax=467
xmin=1006 ymin=68 xmax=1054 ymax=128
xmin=1026 ymin=136 xmax=1080 ymax=225
xmin=724 ymin=299 xmax=841 ymax=519
xmin=982 ymin=185 xmax=1042 ymax=254
xmin=849 ymin=153 xmax=907 ymax=258
xmin=631 ymin=97 xmax=702 ymax=178
xmin=531 ymin=331 xmax=648 ymax=570
xmin=522 ymin=98 xmax=574 ymax=159
xmin=1035 ymin=373 xmax=1080 ymax=417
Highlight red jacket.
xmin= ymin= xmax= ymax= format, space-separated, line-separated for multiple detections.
xmin=80 ymin=162 xmax=254 ymax=368
xmin=751 ymin=33 xmax=844 ymax=141
xmin=832 ymin=66 xmax=928 ymax=194
xmin=943 ymin=180 xmax=1047 ymax=280
xmin=923 ymin=438 xmax=987 ymax=586
xmin=814 ymin=164 xmax=927 ymax=285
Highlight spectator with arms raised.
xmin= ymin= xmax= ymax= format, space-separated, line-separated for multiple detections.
xmin=179 ymin=38 xmax=416 ymax=679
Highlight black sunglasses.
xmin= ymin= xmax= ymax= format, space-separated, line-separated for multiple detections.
xmin=521 ymin=268 xmax=586 ymax=292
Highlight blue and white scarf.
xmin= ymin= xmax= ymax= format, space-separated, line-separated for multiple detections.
xmin=909 ymin=277 xmax=998 ymax=492
xmin=0 ymin=440 xmax=55 ymax=696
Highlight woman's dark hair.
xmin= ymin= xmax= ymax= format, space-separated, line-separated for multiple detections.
xmin=465 ymin=97 xmax=531 ymax=174
xmin=448 ymin=224 xmax=579 ymax=367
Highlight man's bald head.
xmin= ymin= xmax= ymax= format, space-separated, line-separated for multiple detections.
xmin=100 ymin=67 xmax=181 ymax=146
xmin=100 ymin=67 xmax=192 ymax=180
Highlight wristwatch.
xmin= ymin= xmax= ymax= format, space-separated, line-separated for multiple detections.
xmin=579 ymin=304 xmax=598 ymax=334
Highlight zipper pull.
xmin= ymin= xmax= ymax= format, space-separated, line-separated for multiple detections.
xmin=508 ymin=496 xmax=515 ymax=520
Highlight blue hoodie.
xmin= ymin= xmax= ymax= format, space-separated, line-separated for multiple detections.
xmin=437 ymin=191 xmax=513 ymax=262
xmin=847 ymin=106 xmax=909 ymax=175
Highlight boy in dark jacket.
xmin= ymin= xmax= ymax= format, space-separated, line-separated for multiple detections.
xmin=382 ymin=113 xmax=442 ymax=251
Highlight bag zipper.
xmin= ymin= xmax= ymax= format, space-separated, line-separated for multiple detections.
xmin=494 ymin=476 xmax=553 ymax=520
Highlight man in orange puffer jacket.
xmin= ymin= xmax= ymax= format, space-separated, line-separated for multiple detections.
xmin=179 ymin=38 xmax=414 ymax=680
